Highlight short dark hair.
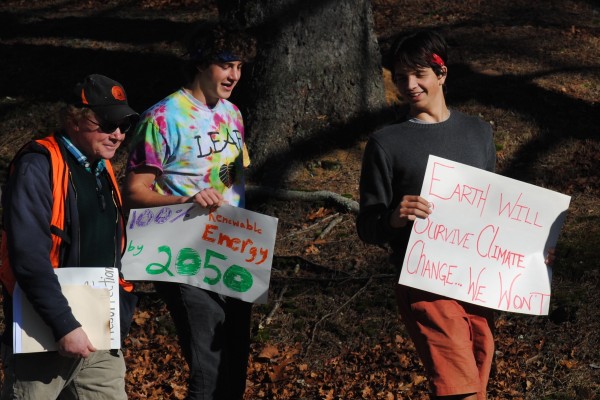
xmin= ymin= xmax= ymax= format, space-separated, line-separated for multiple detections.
xmin=182 ymin=24 xmax=257 ymax=83
xmin=391 ymin=30 xmax=448 ymax=78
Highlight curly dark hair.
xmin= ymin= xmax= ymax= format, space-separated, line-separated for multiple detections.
xmin=182 ymin=23 xmax=257 ymax=84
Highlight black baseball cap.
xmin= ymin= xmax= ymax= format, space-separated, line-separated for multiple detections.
xmin=72 ymin=74 xmax=138 ymax=123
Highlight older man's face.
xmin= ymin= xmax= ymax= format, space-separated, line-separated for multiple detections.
xmin=69 ymin=113 xmax=128 ymax=161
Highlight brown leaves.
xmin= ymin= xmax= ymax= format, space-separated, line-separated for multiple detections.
xmin=243 ymin=336 xmax=431 ymax=399
xmin=245 ymin=344 xmax=306 ymax=398
xmin=124 ymin=303 xmax=189 ymax=399
xmin=304 ymin=243 xmax=320 ymax=255
xmin=119 ymin=273 xmax=600 ymax=399
xmin=306 ymin=207 xmax=333 ymax=221
xmin=133 ymin=310 xmax=151 ymax=326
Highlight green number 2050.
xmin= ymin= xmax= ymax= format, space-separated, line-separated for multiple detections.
xmin=146 ymin=246 xmax=253 ymax=293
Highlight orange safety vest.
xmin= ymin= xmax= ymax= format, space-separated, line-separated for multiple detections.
xmin=0 ymin=134 xmax=133 ymax=294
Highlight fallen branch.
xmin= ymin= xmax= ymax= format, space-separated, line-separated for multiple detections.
xmin=286 ymin=213 xmax=340 ymax=238
xmin=258 ymin=285 xmax=288 ymax=330
xmin=246 ymin=185 xmax=359 ymax=214
xmin=270 ymin=273 xmax=394 ymax=283
xmin=273 ymin=255 xmax=349 ymax=275
xmin=317 ymin=215 xmax=345 ymax=240
xmin=304 ymin=276 xmax=374 ymax=357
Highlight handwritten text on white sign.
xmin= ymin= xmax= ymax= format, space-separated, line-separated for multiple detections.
xmin=122 ymin=204 xmax=278 ymax=304
xmin=399 ymin=155 xmax=570 ymax=315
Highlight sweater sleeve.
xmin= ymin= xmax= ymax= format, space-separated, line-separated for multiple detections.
xmin=5 ymin=152 xmax=81 ymax=341
xmin=356 ymin=137 xmax=405 ymax=245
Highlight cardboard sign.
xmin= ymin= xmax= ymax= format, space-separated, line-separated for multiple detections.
xmin=399 ymin=155 xmax=571 ymax=315
xmin=121 ymin=204 xmax=278 ymax=304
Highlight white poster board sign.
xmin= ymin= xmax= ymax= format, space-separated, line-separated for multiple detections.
xmin=13 ymin=267 xmax=120 ymax=353
xmin=399 ymin=155 xmax=571 ymax=315
xmin=121 ymin=204 xmax=278 ymax=304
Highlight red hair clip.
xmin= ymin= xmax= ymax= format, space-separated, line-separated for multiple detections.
xmin=432 ymin=53 xmax=445 ymax=67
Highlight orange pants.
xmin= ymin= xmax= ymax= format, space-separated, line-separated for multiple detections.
xmin=396 ymin=284 xmax=495 ymax=399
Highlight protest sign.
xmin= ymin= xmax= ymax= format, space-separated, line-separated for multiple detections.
xmin=121 ymin=204 xmax=278 ymax=304
xmin=13 ymin=267 xmax=119 ymax=353
xmin=399 ymin=155 xmax=571 ymax=315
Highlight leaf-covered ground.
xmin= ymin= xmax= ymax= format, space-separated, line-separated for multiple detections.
xmin=1 ymin=0 xmax=599 ymax=399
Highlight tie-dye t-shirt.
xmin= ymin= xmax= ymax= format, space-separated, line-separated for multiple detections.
xmin=127 ymin=88 xmax=246 ymax=207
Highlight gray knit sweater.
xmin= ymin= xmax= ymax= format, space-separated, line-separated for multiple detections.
xmin=357 ymin=110 xmax=496 ymax=264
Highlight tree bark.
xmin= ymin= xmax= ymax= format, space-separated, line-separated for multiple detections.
xmin=218 ymin=0 xmax=388 ymax=183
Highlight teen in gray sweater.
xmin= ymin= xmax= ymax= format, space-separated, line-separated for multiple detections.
xmin=357 ymin=30 xmax=496 ymax=400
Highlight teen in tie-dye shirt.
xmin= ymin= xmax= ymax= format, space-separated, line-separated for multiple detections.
xmin=124 ymin=25 xmax=256 ymax=400
xmin=127 ymin=88 xmax=247 ymax=206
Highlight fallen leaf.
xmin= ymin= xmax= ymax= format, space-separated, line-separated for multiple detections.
xmin=258 ymin=344 xmax=279 ymax=361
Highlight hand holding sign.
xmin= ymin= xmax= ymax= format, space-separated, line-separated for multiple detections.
xmin=390 ymin=195 xmax=433 ymax=228
xmin=399 ymin=155 xmax=570 ymax=315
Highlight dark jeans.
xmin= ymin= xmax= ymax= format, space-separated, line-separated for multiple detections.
xmin=155 ymin=282 xmax=252 ymax=400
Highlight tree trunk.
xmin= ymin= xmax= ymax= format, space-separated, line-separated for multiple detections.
xmin=218 ymin=0 xmax=388 ymax=184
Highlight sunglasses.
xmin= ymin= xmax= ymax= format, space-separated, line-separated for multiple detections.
xmin=85 ymin=117 xmax=132 ymax=134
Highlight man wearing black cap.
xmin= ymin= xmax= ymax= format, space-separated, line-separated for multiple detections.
xmin=0 ymin=74 xmax=138 ymax=399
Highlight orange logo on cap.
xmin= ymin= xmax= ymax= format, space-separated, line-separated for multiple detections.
xmin=81 ymin=88 xmax=89 ymax=105
xmin=111 ymin=86 xmax=126 ymax=101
